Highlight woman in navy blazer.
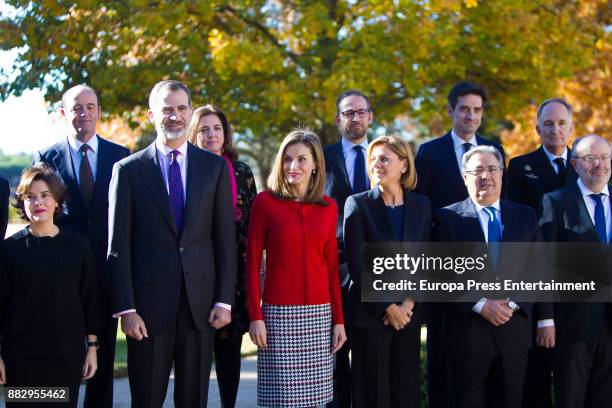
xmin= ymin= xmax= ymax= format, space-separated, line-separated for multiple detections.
xmin=344 ymin=135 xmax=431 ymax=408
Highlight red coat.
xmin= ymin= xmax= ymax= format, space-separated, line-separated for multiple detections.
xmin=246 ymin=191 xmax=344 ymax=324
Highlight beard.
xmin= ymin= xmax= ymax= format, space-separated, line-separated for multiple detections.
xmin=156 ymin=123 xmax=186 ymax=140
xmin=340 ymin=124 xmax=367 ymax=141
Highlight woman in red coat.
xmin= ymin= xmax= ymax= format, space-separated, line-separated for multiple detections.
xmin=246 ymin=129 xmax=346 ymax=407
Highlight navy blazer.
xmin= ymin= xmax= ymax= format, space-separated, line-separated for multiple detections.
xmin=343 ymin=187 xmax=431 ymax=328
xmin=507 ymin=146 xmax=577 ymax=213
xmin=433 ymin=198 xmax=540 ymax=353
xmin=540 ymin=182 xmax=612 ymax=342
xmin=324 ymin=141 xmax=355 ymax=283
xmin=107 ymin=142 xmax=236 ymax=336
xmin=34 ymin=136 xmax=130 ymax=287
xmin=414 ymin=132 xmax=506 ymax=210
xmin=0 ymin=177 xmax=8 ymax=239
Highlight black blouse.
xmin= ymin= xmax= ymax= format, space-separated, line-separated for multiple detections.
xmin=0 ymin=228 xmax=100 ymax=359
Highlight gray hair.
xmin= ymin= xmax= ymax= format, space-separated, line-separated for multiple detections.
xmin=148 ymin=80 xmax=191 ymax=110
xmin=571 ymin=134 xmax=612 ymax=157
xmin=461 ymin=145 xmax=504 ymax=171
xmin=537 ymin=98 xmax=573 ymax=124
xmin=62 ymin=84 xmax=99 ymax=108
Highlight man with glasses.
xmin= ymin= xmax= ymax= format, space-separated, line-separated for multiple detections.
xmin=324 ymin=89 xmax=373 ymax=408
xmin=507 ymin=98 xmax=578 ymax=408
xmin=540 ymin=134 xmax=612 ymax=408
xmin=433 ymin=145 xmax=540 ymax=408
xmin=414 ymin=81 xmax=506 ymax=408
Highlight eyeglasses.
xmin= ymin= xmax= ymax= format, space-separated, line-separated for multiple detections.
xmin=574 ymin=154 xmax=611 ymax=164
xmin=464 ymin=166 xmax=502 ymax=176
xmin=339 ymin=109 xmax=370 ymax=119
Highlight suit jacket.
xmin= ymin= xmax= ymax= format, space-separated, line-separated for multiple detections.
xmin=433 ymin=198 xmax=540 ymax=353
xmin=0 ymin=177 xmax=8 ymax=239
xmin=107 ymin=142 xmax=236 ymax=336
xmin=324 ymin=141 xmax=355 ymax=282
xmin=33 ymin=136 xmax=130 ymax=287
xmin=414 ymin=132 xmax=506 ymax=210
xmin=343 ymin=187 xmax=431 ymax=328
xmin=507 ymin=146 xmax=577 ymax=212
xmin=539 ymin=182 xmax=612 ymax=342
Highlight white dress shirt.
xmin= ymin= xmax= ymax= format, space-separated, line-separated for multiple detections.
xmin=341 ymin=138 xmax=370 ymax=190
xmin=542 ymin=146 xmax=568 ymax=175
xmin=451 ymin=130 xmax=477 ymax=172
xmin=68 ymin=135 xmax=99 ymax=184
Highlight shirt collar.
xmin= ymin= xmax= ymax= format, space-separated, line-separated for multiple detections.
xmin=451 ymin=130 xmax=477 ymax=149
xmin=471 ymin=198 xmax=501 ymax=214
xmin=542 ymin=145 xmax=568 ymax=162
xmin=155 ymin=138 xmax=188 ymax=158
xmin=577 ymin=178 xmax=610 ymax=198
xmin=68 ymin=134 xmax=98 ymax=154
xmin=341 ymin=137 xmax=369 ymax=156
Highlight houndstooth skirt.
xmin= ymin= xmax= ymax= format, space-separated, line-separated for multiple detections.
xmin=257 ymin=303 xmax=334 ymax=407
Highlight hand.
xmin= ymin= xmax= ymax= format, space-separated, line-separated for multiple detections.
xmin=120 ymin=312 xmax=148 ymax=340
xmin=384 ymin=303 xmax=410 ymax=331
xmin=536 ymin=326 xmax=556 ymax=348
xmin=480 ymin=299 xmax=513 ymax=326
xmin=0 ymin=356 xmax=6 ymax=384
xmin=82 ymin=348 xmax=98 ymax=379
xmin=208 ymin=307 xmax=232 ymax=329
xmin=331 ymin=324 xmax=347 ymax=354
xmin=249 ymin=320 xmax=267 ymax=348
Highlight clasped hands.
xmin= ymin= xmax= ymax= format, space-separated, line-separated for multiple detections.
xmin=120 ymin=306 xmax=231 ymax=340
xmin=383 ymin=299 xmax=415 ymax=331
xmin=481 ymin=299 xmax=515 ymax=326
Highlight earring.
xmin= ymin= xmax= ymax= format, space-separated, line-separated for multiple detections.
xmin=313 ymin=169 xmax=317 ymax=174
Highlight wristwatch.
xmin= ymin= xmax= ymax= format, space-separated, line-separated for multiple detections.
xmin=87 ymin=341 xmax=100 ymax=350
xmin=507 ymin=300 xmax=520 ymax=312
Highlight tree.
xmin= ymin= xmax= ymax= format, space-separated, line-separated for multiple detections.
xmin=1 ymin=0 xmax=606 ymax=180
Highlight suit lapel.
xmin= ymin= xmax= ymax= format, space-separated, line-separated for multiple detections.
xmin=567 ymin=182 xmax=601 ymax=241
xmin=532 ymin=146 xmax=563 ymax=190
xmin=54 ymin=140 xmax=86 ymax=211
xmin=442 ymin=133 xmax=464 ymax=187
xmin=367 ymin=187 xmax=396 ymax=241
xmin=182 ymin=144 xmax=205 ymax=237
xmin=402 ymin=191 xmax=422 ymax=242
xmin=331 ymin=142 xmax=353 ymax=196
xmin=457 ymin=198 xmax=486 ymax=242
xmin=138 ymin=144 xmax=178 ymax=235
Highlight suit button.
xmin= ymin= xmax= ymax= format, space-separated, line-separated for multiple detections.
xmin=180 ymin=247 xmax=184 ymax=252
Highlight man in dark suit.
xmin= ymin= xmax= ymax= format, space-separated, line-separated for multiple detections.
xmin=539 ymin=134 xmax=611 ymax=408
xmin=323 ymin=89 xmax=373 ymax=408
xmin=434 ymin=145 xmax=541 ymax=408
xmin=33 ymin=84 xmax=130 ymax=408
xmin=507 ymin=97 xmax=577 ymax=408
xmin=0 ymin=176 xmax=9 ymax=239
xmin=414 ymin=81 xmax=506 ymax=408
xmin=107 ymin=80 xmax=236 ymax=407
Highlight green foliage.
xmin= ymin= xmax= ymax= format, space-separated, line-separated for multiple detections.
xmin=0 ymin=0 xmax=604 ymax=154
xmin=0 ymin=150 xmax=31 ymax=182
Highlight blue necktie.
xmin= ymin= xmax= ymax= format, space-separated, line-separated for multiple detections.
xmin=462 ymin=142 xmax=472 ymax=155
xmin=168 ymin=150 xmax=185 ymax=234
xmin=353 ymin=145 xmax=367 ymax=193
xmin=483 ymin=206 xmax=501 ymax=267
xmin=590 ymin=193 xmax=608 ymax=243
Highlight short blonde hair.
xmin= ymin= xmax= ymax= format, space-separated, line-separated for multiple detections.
xmin=367 ymin=135 xmax=417 ymax=190
xmin=267 ymin=128 xmax=326 ymax=204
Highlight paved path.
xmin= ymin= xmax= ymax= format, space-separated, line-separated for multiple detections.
xmin=1 ymin=357 xmax=258 ymax=407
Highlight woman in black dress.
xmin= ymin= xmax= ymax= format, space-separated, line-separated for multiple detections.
xmin=186 ymin=104 xmax=257 ymax=407
xmin=0 ymin=163 xmax=100 ymax=407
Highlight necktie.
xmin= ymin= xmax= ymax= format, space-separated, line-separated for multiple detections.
xmin=553 ymin=158 xmax=566 ymax=184
xmin=353 ymin=145 xmax=367 ymax=193
xmin=79 ymin=144 xmax=94 ymax=208
xmin=168 ymin=150 xmax=185 ymax=234
xmin=590 ymin=193 xmax=608 ymax=243
xmin=483 ymin=206 xmax=501 ymax=267
xmin=462 ymin=142 xmax=472 ymax=155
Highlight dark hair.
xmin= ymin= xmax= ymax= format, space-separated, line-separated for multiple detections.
xmin=186 ymin=104 xmax=238 ymax=161
xmin=148 ymin=80 xmax=192 ymax=109
xmin=14 ymin=163 xmax=68 ymax=221
xmin=448 ymin=81 xmax=487 ymax=109
xmin=537 ymin=98 xmax=573 ymax=123
xmin=336 ymin=90 xmax=372 ymax=113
